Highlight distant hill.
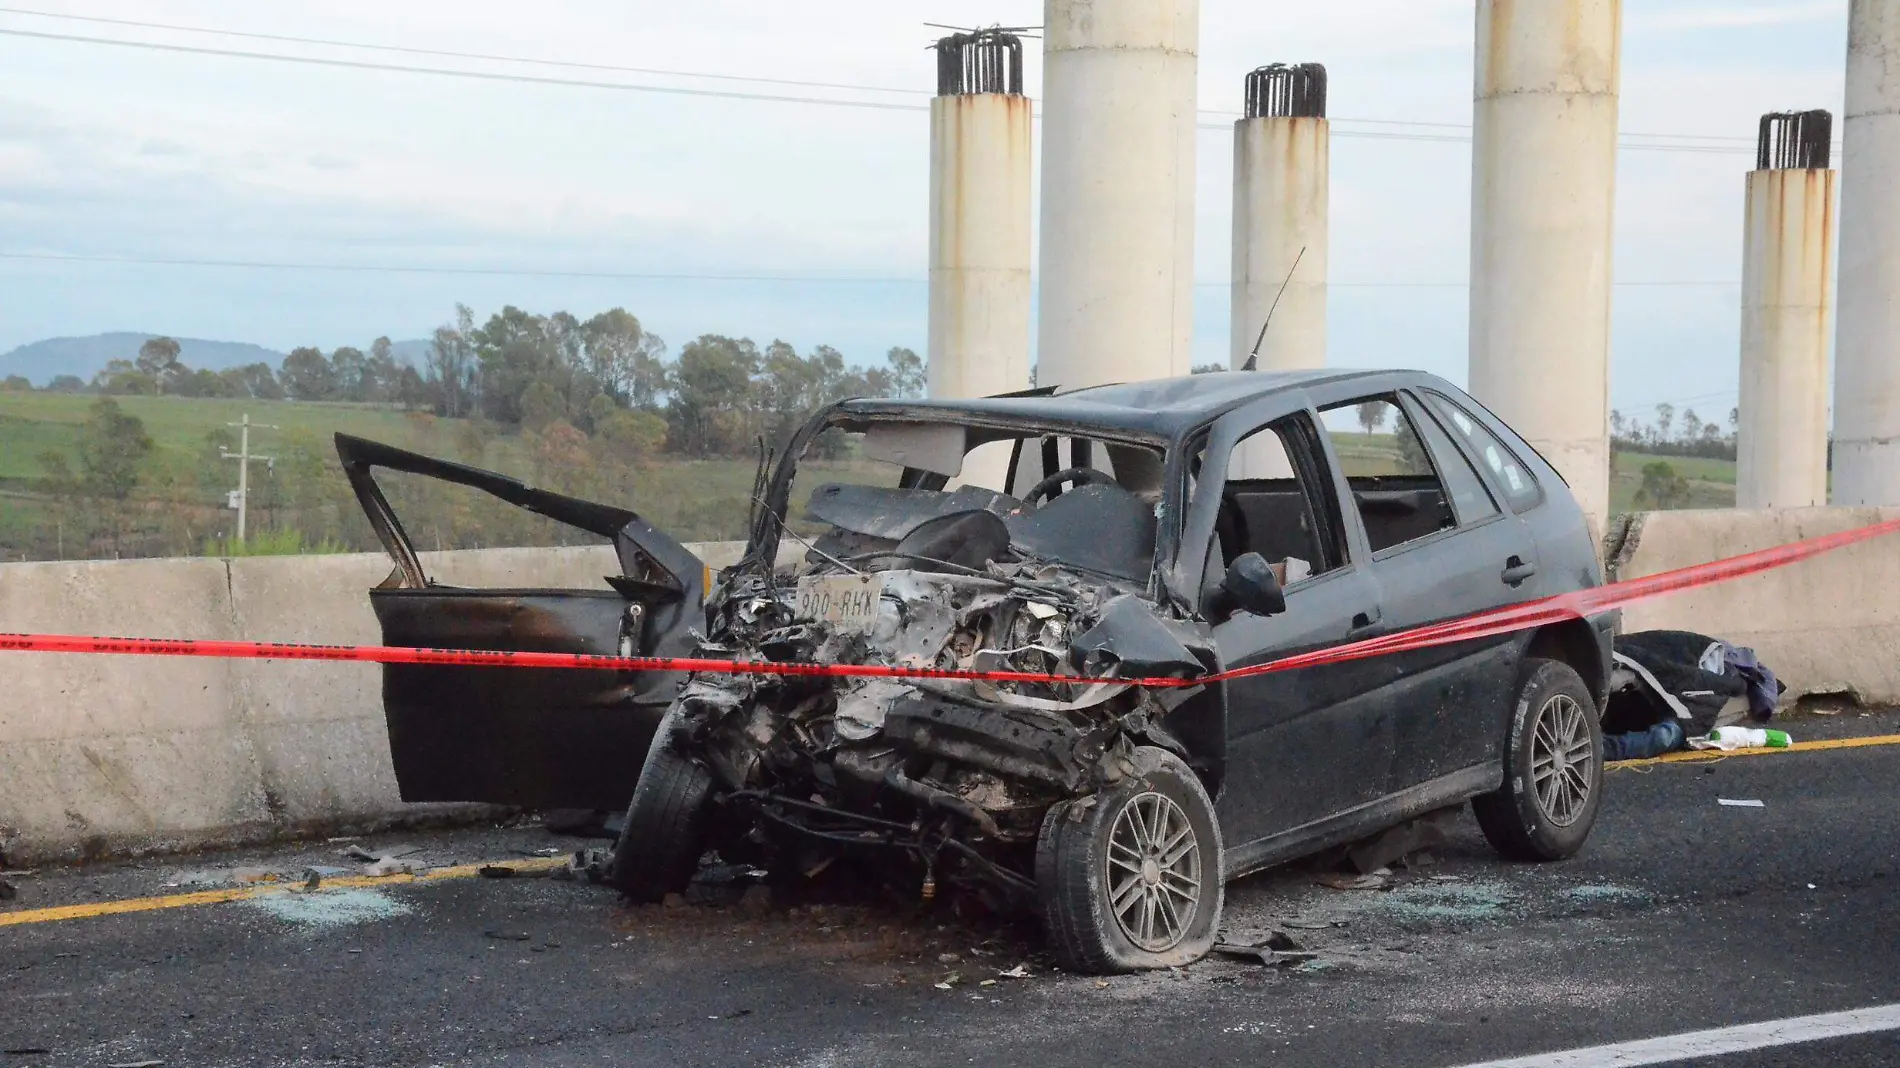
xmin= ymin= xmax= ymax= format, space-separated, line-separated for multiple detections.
xmin=0 ymin=333 xmax=433 ymax=385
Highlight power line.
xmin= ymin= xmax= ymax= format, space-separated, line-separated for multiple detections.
xmin=0 ymin=250 xmax=1742 ymax=287
xmin=0 ymin=23 xmax=1798 ymax=155
xmin=0 ymin=5 xmax=933 ymax=97
xmin=0 ymin=4 xmax=1782 ymax=147
xmin=0 ymin=27 xmax=933 ymax=113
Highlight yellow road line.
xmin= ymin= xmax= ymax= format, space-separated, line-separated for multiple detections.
xmin=1607 ymin=732 xmax=1900 ymax=771
xmin=9 ymin=736 xmax=1900 ymax=925
xmin=0 ymin=856 xmax=568 ymax=928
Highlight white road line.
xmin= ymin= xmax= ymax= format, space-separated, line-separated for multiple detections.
xmin=1449 ymin=1003 xmax=1900 ymax=1068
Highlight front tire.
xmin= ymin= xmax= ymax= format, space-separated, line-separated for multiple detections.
xmin=1036 ymin=747 xmax=1223 ymax=974
xmin=1473 ymin=657 xmax=1603 ymax=861
xmin=607 ymin=712 xmax=714 ymax=901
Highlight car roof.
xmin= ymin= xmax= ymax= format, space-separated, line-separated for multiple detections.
xmin=835 ymin=368 xmax=1403 ymax=440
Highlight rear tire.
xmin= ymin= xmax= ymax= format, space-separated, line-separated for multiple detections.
xmin=607 ymin=712 xmax=714 ymax=901
xmin=1473 ymin=657 xmax=1603 ymax=862
xmin=1036 ymin=747 xmax=1223 ymax=974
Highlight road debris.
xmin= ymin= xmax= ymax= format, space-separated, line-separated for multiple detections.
xmin=0 ymin=877 xmax=16 ymax=901
xmin=1717 ymin=798 xmax=1766 ymax=808
xmin=1211 ymin=929 xmax=1321 ymax=968
xmin=935 ymin=972 xmax=962 ymax=990
xmin=484 ymin=930 xmax=532 ymax=941
xmin=364 ymin=858 xmax=420 ymax=877
xmin=478 ymin=865 xmax=520 ymax=878
xmin=999 ymin=964 xmax=1031 ymax=979
xmin=1317 ymin=869 xmax=1391 ymax=891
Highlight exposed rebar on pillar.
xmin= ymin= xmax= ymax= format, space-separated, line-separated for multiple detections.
xmin=1232 ymin=63 xmax=1328 ymax=375
xmin=1037 ymin=0 xmax=1199 ymax=392
xmin=1468 ymin=0 xmax=1621 ymax=536
xmin=1739 ymin=111 xmax=1837 ymax=509
xmin=1833 ymin=0 xmax=1900 ymax=504
xmin=929 ymin=29 xmax=1032 ymax=486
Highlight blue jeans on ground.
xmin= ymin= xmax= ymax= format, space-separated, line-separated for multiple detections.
xmin=1602 ymin=719 xmax=1685 ymax=761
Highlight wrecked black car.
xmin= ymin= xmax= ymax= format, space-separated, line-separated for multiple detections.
xmin=339 ymin=369 xmax=1614 ymax=974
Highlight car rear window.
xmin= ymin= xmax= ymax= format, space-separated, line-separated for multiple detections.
xmin=1422 ymin=392 xmax=1544 ymax=513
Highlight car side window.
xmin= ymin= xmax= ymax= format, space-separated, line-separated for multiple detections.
xmin=1214 ymin=419 xmax=1342 ymax=584
xmin=1422 ymin=392 xmax=1545 ymax=512
xmin=1317 ymin=395 xmax=1458 ymax=555
xmin=1408 ymin=398 xmax=1500 ymax=525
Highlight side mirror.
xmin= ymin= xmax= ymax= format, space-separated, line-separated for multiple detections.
xmin=1221 ymin=552 xmax=1286 ymax=618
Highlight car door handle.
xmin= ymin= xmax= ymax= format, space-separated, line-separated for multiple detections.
xmin=1349 ymin=609 xmax=1381 ymax=633
xmin=1501 ymin=556 xmax=1538 ymax=587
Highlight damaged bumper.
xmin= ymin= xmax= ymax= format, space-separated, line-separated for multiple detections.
xmin=668 ymin=563 xmax=1209 ymax=899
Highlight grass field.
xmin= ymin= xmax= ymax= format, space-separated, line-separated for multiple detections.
xmin=0 ymin=393 xmax=1746 ymax=562
xmin=0 ymin=393 xmax=434 ymax=482
xmin=0 ymin=393 xmax=899 ymax=560
xmin=1610 ymin=450 xmax=1737 ymax=513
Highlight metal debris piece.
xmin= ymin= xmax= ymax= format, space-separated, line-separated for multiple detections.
xmin=934 ymin=972 xmax=963 ymax=990
xmin=343 ymin=845 xmax=378 ymax=862
xmin=1211 ymin=943 xmax=1273 ymax=965
xmin=303 ymin=869 xmax=322 ymax=891
xmin=1718 ymin=798 xmax=1766 ymax=808
xmin=107 ymin=1061 xmax=164 ymax=1067
xmin=999 ymin=964 xmax=1031 ymax=979
xmin=1317 ymin=869 xmax=1391 ymax=891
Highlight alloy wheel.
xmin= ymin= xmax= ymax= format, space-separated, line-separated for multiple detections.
xmin=1530 ymin=693 xmax=1595 ymax=827
xmin=1105 ymin=791 xmax=1201 ymax=952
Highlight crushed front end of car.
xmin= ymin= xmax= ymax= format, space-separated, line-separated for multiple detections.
xmin=610 ymin=401 xmax=1218 ymax=947
xmin=671 ymin=558 xmax=1205 ymax=905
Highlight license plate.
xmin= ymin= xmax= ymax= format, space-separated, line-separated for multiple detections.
xmin=795 ymin=574 xmax=883 ymax=633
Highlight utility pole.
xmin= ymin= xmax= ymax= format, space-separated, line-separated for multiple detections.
xmin=222 ymin=413 xmax=277 ymax=543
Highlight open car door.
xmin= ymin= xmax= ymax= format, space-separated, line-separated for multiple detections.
xmin=335 ymin=434 xmax=705 ymax=812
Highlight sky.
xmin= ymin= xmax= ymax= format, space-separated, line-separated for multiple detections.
xmin=0 ymin=0 xmax=1856 ymax=423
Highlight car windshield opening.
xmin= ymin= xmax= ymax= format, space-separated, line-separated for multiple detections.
xmin=784 ymin=417 xmax=1166 ymax=582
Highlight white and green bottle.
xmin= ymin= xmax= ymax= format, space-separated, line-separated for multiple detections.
xmin=1702 ymin=726 xmax=1792 ymax=750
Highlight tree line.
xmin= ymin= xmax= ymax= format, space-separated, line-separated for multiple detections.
xmin=25 ymin=304 xmax=923 ymax=461
xmin=3 ymin=303 xmax=926 ymax=562
xmin=1611 ymin=402 xmax=1739 ymax=460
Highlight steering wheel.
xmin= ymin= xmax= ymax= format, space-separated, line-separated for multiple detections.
xmin=1022 ymin=466 xmax=1118 ymax=507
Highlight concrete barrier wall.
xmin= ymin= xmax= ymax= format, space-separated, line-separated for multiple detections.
xmin=0 ymin=542 xmax=753 ymax=864
xmin=1608 ymin=506 xmax=1900 ymax=707
xmin=7 ymin=507 xmax=1897 ymax=861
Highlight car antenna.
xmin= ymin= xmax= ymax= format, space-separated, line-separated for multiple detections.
xmin=1241 ymin=246 xmax=1305 ymax=372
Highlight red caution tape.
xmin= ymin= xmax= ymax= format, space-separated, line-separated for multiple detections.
xmin=4 ymin=515 xmax=1898 ymax=689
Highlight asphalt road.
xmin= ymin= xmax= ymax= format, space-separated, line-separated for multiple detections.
xmin=4 ymin=710 xmax=1899 ymax=1068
